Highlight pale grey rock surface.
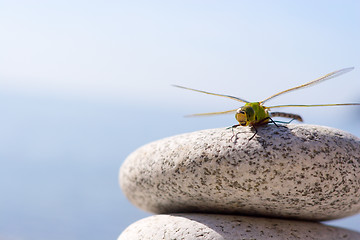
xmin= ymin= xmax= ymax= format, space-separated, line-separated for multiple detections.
xmin=118 ymin=214 xmax=360 ymax=240
xmin=120 ymin=124 xmax=360 ymax=221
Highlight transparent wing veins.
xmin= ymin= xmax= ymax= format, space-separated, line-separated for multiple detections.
xmin=185 ymin=109 xmax=238 ymax=117
xmin=268 ymin=103 xmax=360 ymax=109
xmin=173 ymin=85 xmax=249 ymax=103
xmin=260 ymin=67 xmax=354 ymax=104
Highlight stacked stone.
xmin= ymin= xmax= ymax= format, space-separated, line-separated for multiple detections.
xmin=119 ymin=124 xmax=360 ymax=239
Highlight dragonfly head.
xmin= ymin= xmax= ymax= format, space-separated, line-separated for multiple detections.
xmin=235 ymin=105 xmax=255 ymax=126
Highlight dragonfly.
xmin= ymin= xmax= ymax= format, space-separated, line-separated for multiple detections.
xmin=174 ymin=67 xmax=360 ymax=140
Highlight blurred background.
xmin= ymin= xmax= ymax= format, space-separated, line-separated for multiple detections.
xmin=0 ymin=1 xmax=360 ymax=239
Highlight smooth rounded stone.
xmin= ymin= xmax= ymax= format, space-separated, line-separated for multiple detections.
xmin=118 ymin=214 xmax=360 ymax=240
xmin=120 ymin=124 xmax=360 ymax=221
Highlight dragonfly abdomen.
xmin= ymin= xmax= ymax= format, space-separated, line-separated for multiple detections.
xmin=270 ymin=112 xmax=303 ymax=122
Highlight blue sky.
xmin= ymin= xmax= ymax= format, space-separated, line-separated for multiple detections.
xmin=0 ymin=1 xmax=360 ymax=239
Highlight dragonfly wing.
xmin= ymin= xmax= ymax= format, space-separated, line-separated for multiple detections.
xmin=185 ymin=109 xmax=238 ymax=117
xmin=267 ymin=103 xmax=360 ymax=109
xmin=260 ymin=67 xmax=354 ymax=104
xmin=173 ymin=85 xmax=249 ymax=103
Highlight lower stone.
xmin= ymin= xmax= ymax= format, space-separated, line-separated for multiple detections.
xmin=118 ymin=213 xmax=360 ymax=240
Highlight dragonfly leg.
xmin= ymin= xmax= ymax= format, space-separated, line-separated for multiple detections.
xmin=229 ymin=124 xmax=240 ymax=142
xmin=273 ymin=118 xmax=296 ymax=124
xmin=267 ymin=117 xmax=279 ymax=127
xmin=226 ymin=124 xmax=240 ymax=130
xmin=248 ymin=125 xmax=258 ymax=141
xmin=257 ymin=116 xmax=279 ymax=128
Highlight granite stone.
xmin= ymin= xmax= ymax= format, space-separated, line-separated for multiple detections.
xmin=118 ymin=214 xmax=360 ymax=240
xmin=120 ymin=124 xmax=360 ymax=220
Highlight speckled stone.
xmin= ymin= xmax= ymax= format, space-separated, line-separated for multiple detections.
xmin=120 ymin=124 xmax=360 ymax=221
xmin=118 ymin=214 xmax=360 ymax=240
